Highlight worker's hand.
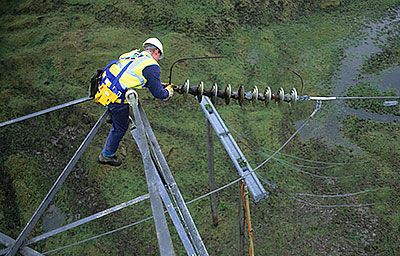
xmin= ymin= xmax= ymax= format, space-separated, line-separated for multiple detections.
xmin=162 ymin=82 xmax=174 ymax=88
xmin=164 ymin=84 xmax=174 ymax=101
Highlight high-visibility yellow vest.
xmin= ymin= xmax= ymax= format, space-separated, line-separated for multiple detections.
xmin=95 ymin=50 xmax=159 ymax=106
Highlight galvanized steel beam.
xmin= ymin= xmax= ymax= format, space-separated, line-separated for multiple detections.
xmin=0 ymin=233 xmax=42 ymax=256
xmin=0 ymin=97 xmax=92 ymax=128
xmin=131 ymin=127 xmax=197 ymax=255
xmin=127 ymin=94 xmax=175 ymax=256
xmin=199 ymin=96 xmax=268 ymax=202
xmin=25 ymin=194 xmax=149 ymax=246
xmin=5 ymin=110 xmax=108 ymax=256
xmin=138 ymin=104 xmax=209 ymax=256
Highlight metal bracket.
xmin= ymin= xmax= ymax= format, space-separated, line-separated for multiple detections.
xmin=199 ymin=96 xmax=269 ymax=202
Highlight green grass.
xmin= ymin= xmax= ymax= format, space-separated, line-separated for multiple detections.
xmin=1 ymin=0 xmax=400 ymax=255
xmin=346 ymin=82 xmax=400 ymax=115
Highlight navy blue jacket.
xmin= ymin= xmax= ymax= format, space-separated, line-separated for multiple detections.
xmin=143 ymin=65 xmax=169 ymax=99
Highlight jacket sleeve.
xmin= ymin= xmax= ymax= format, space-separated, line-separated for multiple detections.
xmin=142 ymin=65 xmax=169 ymax=99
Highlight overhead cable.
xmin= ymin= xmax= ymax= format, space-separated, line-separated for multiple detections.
xmin=252 ymin=150 xmax=358 ymax=179
xmin=253 ymin=103 xmax=321 ymax=172
xmin=41 ymin=101 xmax=331 ymax=254
xmin=254 ymin=173 xmax=278 ymax=189
xmin=289 ymin=196 xmax=381 ymax=208
xmin=287 ymin=188 xmax=388 ymax=198
xmin=42 ymin=216 xmax=154 ymax=255
xmin=255 ymin=151 xmax=337 ymax=169
xmin=255 ymin=172 xmax=385 ymax=208
xmin=282 ymin=164 xmax=355 ymax=179
xmin=222 ymin=116 xmax=351 ymax=167
xmin=43 ymin=178 xmax=243 ymax=254
xmin=186 ymin=178 xmax=243 ymax=205
xmin=260 ymin=147 xmax=361 ymax=166
xmin=230 ymin=132 xmax=353 ymax=180
xmin=231 ymin=131 xmax=339 ymax=171
xmin=307 ymin=96 xmax=400 ymax=101
xmin=256 ymin=162 xmax=351 ymax=180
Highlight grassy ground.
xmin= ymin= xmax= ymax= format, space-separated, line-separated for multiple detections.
xmin=1 ymin=0 xmax=399 ymax=255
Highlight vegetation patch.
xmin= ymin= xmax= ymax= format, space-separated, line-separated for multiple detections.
xmin=345 ymin=82 xmax=400 ymax=115
xmin=1 ymin=0 xmax=399 ymax=255
xmin=342 ymin=116 xmax=400 ymax=254
xmin=362 ymin=33 xmax=400 ymax=73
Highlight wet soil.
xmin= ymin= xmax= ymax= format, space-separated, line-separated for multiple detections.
xmin=295 ymin=8 xmax=400 ymax=149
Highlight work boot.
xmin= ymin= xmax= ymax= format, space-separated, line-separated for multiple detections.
xmin=97 ymin=153 xmax=122 ymax=166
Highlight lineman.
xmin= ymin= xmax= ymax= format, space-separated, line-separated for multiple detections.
xmin=95 ymin=37 xmax=173 ymax=166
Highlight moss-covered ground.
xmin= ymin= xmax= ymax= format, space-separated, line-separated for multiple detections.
xmin=0 ymin=0 xmax=399 ymax=255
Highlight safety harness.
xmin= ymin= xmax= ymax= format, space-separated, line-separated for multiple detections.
xmin=95 ymin=50 xmax=157 ymax=106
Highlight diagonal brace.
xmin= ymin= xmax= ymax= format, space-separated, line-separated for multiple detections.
xmin=127 ymin=93 xmax=175 ymax=256
xmin=0 ymin=233 xmax=42 ymax=256
xmin=5 ymin=110 xmax=108 ymax=256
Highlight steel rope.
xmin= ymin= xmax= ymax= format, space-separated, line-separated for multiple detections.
xmin=287 ymin=188 xmax=388 ymax=198
xmin=222 ymin=116 xmax=354 ymax=167
xmin=255 ymin=151 xmax=337 ymax=169
xmin=231 ymin=132 xmax=352 ymax=179
xmin=289 ymin=196 xmax=381 ymax=208
xmin=307 ymin=96 xmax=400 ymax=101
xmin=252 ymin=150 xmax=357 ymax=179
xmin=222 ymin=105 xmax=365 ymax=181
xmin=255 ymin=172 xmax=385 ymax=207
xmin=260 ymin=147 xmax=361 ymax=166
xmin=42 ymin=178 xmax=243 ymax=255
xmin=42 ymin=102 xmax=382 ymax=254
xmin=253 ymin=106 xmax=320 ymax=172
xmin=42 ymin=216 xmax=154 ymax=255
xmin=43 ymin=101 xmax=367 ymax=254
xmin=231 ymin=132 xmax=339 ymax=170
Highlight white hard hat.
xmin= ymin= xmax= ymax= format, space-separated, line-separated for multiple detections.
xmin=143 ymin=37 xmax=164 ymax=59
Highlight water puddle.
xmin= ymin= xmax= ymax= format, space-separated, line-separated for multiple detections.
xmin=42 ymin=204 xmax=66 ymax=232
xmin=367 ymin=66 xmax=400 ymax=92
xmin=296 ymin=8 xmax=400 ymax=149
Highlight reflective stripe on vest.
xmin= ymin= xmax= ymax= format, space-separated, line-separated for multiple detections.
xmin=97 ymin=50 xmax=159 ymax=105
xmin=107 ymin=50 xmax=159 ymax=90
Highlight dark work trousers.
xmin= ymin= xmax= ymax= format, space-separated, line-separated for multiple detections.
xmin=103 ymin=103 xmax=130 ymax=156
